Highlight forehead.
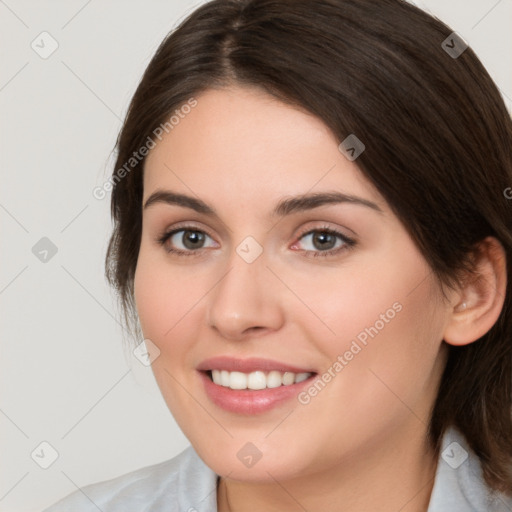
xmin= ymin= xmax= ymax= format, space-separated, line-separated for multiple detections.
xmin=142 ymin=86 xmax=385 ymax=211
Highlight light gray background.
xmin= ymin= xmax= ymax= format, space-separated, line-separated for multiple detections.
xmin=1 ymin=1 xmax=510 ymax=511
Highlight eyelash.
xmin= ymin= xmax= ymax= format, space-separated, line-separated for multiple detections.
xmin=156 ymin=224 xmax=357 ymax=259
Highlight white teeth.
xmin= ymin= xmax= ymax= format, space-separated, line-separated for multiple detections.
xmin=295 ymin=372 xmax=310 ymax=383
xmin=209 ymin=369 xmax=313 ymax=390
xmin=247 ymin=371 xmax=267 ymax=390
xmin=229 ymin=371 xmax=247 ymax=390
xmin=266 ymin=370 xmax=283 ymax=388
xmin=282 ymin=372 xmax=295 ymax=386
xmin=220 ymin=370 xmax=230 ymax=387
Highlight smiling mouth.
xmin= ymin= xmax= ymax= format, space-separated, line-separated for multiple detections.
xmin=204 ymin=369 xmax=316 ymax=390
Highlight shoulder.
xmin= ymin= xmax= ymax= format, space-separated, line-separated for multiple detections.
xmin=42 ymin=445 xmax=219 ymax=512
xmin=428 ymin=425 xmax=512 ymax=512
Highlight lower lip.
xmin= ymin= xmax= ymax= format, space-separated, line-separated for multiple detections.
xmin=198 ymin=371 xmax=316 ymax=414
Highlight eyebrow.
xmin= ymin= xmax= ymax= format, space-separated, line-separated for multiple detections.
xmin=143 ymin=190 xmax=384 ymax=217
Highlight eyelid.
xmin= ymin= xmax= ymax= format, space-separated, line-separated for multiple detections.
xmin=294 ymin=222 xmax=354 ymax=241
xmin=160 ymin=221 xmax=217 ymax=241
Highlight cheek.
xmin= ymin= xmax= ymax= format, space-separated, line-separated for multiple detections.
xmin=134 ymin=250 xmax=201 ymax=341
xmin=298 ymin=247 xmax=445 ymax=433
xmin=281 ymin=250 xmax=417 ymax=352
xmin=133 ymin=253 xmax=205 ymax=420
xmin=133 ymin=264 xmax=169 ymax=340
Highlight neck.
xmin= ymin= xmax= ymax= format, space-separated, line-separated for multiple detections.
xmin=216 ymin=423 xmax=439 ymax=512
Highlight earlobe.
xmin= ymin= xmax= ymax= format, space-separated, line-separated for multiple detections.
xmin=443 ymin=236 xmax=507 ymax=347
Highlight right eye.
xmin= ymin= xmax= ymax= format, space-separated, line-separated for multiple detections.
xmin=157 ymin=227 xmax=218 ymax=256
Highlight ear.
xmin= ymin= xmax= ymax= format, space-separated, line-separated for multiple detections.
xmin=443 ymin=236 xmax=507 ymax=346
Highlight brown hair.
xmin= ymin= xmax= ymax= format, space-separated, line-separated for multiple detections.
xmin=105 ymin=0 xmax=512 ymax=494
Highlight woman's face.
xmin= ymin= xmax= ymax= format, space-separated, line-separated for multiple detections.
xmin=134 ymin=85 xmax=453 ymax=481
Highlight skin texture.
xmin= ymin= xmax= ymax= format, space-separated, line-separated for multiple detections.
xmin=134 ymin=86 xmax=507 ymax=512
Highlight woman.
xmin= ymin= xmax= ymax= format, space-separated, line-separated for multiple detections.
xmin=44 ymin=0 xmax=512 ymax=510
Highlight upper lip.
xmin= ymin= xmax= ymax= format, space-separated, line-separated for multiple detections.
xmin=197 ymin=356 xmax=316 ymax=374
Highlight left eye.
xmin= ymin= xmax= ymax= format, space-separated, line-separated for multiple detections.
xmin=293 ymin=228 xmax=354 ymax=254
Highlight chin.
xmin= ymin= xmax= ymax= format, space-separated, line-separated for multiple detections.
xmin=196 ymin=441 xmax=311 ymax=482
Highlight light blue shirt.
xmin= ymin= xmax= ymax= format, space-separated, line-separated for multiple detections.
xmin=42 ymin=426 xmax=512 ymax=511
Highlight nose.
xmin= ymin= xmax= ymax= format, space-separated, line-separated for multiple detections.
xmin=206 ymin=247 xmax=285 ymax=341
